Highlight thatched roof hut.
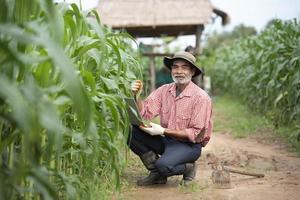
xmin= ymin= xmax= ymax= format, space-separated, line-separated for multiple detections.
xmin=97 ymin=0 xmax=229 ymax=37
xmin=97 ymin=0 xmax=229 ymax=91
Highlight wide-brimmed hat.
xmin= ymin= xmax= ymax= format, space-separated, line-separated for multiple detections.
xmin=163 ymin=51 xmax=203 ymax=77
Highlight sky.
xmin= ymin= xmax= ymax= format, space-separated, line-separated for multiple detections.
xmin=211 ymin=0 xmax=300 ymax=32
xmin=59 ymin=0 xmax=300 ymax=47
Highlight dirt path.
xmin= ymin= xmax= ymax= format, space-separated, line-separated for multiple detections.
xmin=122 ymin=132 xmax=300 ymax=200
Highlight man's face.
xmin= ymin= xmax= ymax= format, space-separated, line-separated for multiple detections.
xmin=171 ymin=59 xmax=195 ymax=85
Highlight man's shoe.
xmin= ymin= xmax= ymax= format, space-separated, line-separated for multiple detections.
xmin=137 ymin=171 xmax=167 ymax=186
xmin=182 ymin=162 xmax=197 ymax=185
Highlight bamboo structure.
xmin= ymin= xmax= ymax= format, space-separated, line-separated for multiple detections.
xmin=97 ymin=0 xmax=229 ymax=90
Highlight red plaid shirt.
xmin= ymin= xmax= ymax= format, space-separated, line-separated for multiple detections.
xmin=140 ymin=81 xmax=213 ymax=146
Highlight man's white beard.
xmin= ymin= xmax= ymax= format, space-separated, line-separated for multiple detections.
xmin=172 ymin=74 xmax=192 ymax=85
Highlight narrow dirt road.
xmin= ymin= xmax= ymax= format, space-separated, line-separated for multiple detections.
xmin=122 ymin=132 xmax=300 ymax=200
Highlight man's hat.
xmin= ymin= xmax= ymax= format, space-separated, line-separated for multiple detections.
xmin=163 ymin=51 xmax=203 ymax=77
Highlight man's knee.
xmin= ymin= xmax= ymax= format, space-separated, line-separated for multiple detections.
xmin=155 ymin=159 xmax=172 ymax=177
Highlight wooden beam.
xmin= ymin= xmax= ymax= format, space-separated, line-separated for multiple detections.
xmin=142 ymin=53 xmax=173 ymax=57
xmin=114 ymin=25 xmax=200 ymax=38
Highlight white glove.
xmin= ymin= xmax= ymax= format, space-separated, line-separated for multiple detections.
xmin=140 ymin=122 xmax=165 ymax=136
xmin=131 ymin=80 xmax=143 ymax=98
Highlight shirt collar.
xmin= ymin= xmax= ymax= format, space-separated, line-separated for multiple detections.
xmin=168 ymin=81 xmax=195 ymax=98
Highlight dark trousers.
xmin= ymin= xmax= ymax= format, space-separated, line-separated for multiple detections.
xmin=128 ymin=126 xmax=202 ymax=177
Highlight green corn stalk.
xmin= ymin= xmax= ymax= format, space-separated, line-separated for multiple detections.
xmin=204 ymin=19 xmax=300 ymax=145
xmin=0 ymin=0 xmax=142 ymax=199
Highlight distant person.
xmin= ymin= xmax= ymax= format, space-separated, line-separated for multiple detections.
xmin=184 ymin=45 xmax=196 ymax=55
xmin=128 ymin=51 xmax=213 ymax=186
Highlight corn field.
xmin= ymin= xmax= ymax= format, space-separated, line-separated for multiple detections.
xmin=0 ymin=0 xmax=141 ymax=199
xmin=207 ymin=19 xmax=300 ymax=141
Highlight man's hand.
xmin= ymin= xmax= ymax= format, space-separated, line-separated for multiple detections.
xmin=140 ymin=122 xmax=165 ymax=136
xmin=131 ymin=80 xmax=143 ymax=98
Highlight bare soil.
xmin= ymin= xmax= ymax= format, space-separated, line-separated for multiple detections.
xmin=121 ymin=132 xmax=300 ymax=200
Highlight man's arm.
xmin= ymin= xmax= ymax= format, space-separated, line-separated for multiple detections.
xmin=135 ymin=96 xmax=143 ymax=112
xmin=164 ymin=128 xmax=189 ymax=140
xmin=131 ymin=80 xmax=143 ymax=112
xmin=140 ymin=123 xmax=192 ymax=139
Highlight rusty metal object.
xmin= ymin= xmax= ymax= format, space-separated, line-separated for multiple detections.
xmin=212 ymin=165 xmax=231 ymax=189
xmin=207 ymin=153 xmax=265 ymax=189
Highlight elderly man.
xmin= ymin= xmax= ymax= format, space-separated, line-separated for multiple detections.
xmin=128 ymin=51 xmax=213 ymax=186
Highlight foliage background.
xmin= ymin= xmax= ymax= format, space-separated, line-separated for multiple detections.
xmin=201 ymin=19 xmax=300 ymax=150
xmin=0 ymin=0 xmax=142 ymax=199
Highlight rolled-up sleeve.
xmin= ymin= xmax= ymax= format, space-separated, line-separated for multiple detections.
xmin=140 ymin=87 xmax=163 ymax=120
xmin=185 ymin=97 xmax=213 ymax=146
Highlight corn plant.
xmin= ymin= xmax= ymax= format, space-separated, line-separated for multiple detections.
xmin=206 ymin=19 xmax=300 ymax=143
xmin=0 ymin=0 xmax=142 ymax=199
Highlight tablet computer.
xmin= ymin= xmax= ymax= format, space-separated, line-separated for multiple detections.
xmin=124 ymin=97 xmax=149 ymax=126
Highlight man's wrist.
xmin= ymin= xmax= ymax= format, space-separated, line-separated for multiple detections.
xmin=163 ymin=128 xmax=169 ymax=135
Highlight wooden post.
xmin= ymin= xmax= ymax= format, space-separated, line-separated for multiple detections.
xmin=142 ymin=52 xmax=172 ymax=93
xmin=149 ymin=55 xmax=156 ymax=92
xmin=195 ymin=25 xmax=204 ymax=55
xmin=194 ymin=25 xmax=204 ymax=88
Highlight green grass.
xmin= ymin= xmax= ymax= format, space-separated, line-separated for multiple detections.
xmin=213 ymin=95 xmax=300 ymax=152
xmin=213 ymin=95 xmax=271 ymax=138
xmin=178 ymin=179 xmax=210 ymax=193
xmin=275 ymin=126 xmax=300 ymax=152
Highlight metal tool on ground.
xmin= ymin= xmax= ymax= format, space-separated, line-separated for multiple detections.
xmin=211 ymin=164 xmax=231 ymax=189
xmin=211 ymin=165 xmax=265 ymax=189
xmin=206 ymin=153 xmax=265 ymax=189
